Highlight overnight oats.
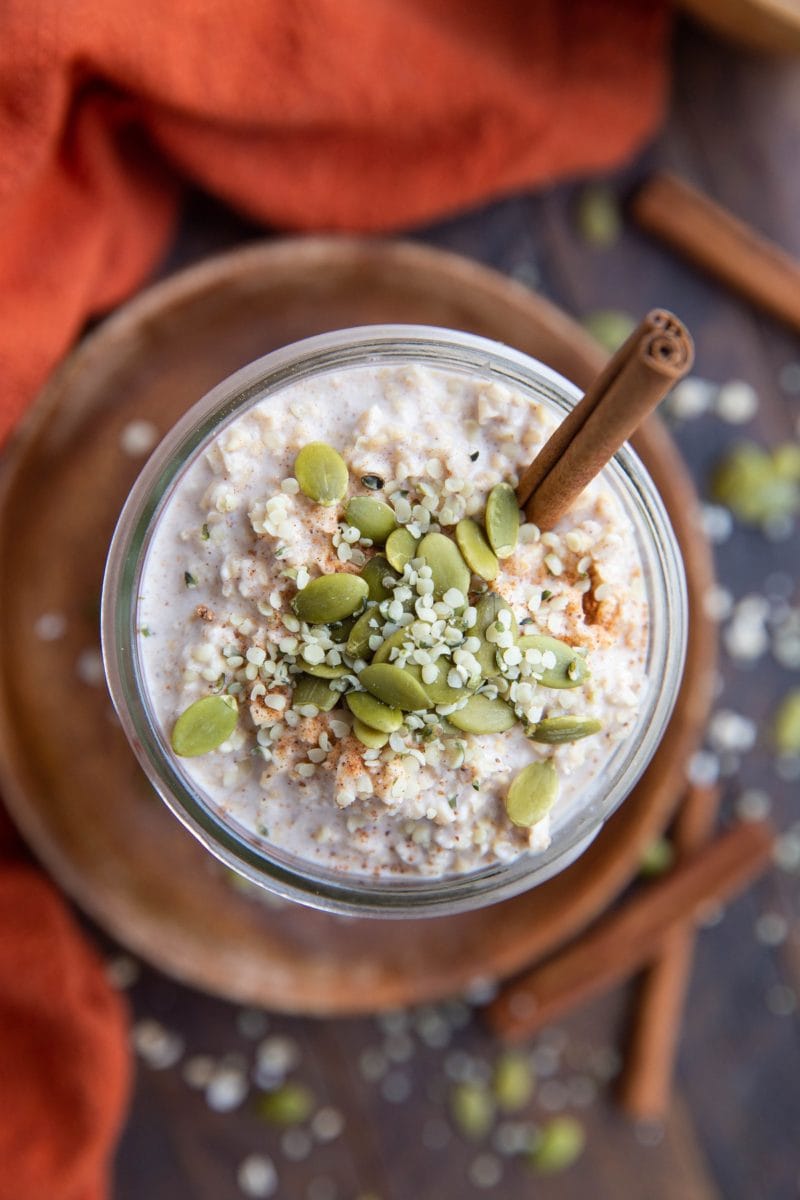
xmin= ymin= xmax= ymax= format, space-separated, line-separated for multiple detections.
xmin=103 ymin=327 xmax=687 ymax=915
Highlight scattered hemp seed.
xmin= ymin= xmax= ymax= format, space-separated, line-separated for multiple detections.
xmin=470 ymin=450 xmax=480 ymax=462
xmin=201 ymin=523 xmax=210 ymax=540
xmin=138 ymin=625 xmax=153 ymax=637
xmin=361 ymin=475 xmax=385 ymax=490
xmin=184 ymin=571 xmax=198 ymax=588
xmin=472 ymin=781 xmax=480 ymax=791
xmin=541 ymin=590 xmax=553 ymax=602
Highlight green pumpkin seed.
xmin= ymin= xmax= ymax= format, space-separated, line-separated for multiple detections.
xmin=359 ymin=555 xmax=397 ymax=602
xmin=371 ymin=627 xmax=410 ymax=665
xmin=385 ymin=527 xmax=419 ymax=572
xmin=450 ymin=1082 xmax=495 ymax=1140
xmin=474 ymin=592 xmax=518 ymax=677
xmin=257 ymin=1082 xmax=315 ymax=1126
xmin=417 ymin=531 xmax=470 ymax=601
xmin=575 ymin=184 xmax=621 ymax=248
xmin=292 ymin=573 xmax=368 ymax=624
xmin=346 ymin=606 xmax=380 ymax=659
xmin=529 ymin=1116 xmax=585 ymax=1174
xmin=774 ymin=689 xmax=800 ymax=755
xmin=528 ymin=716 xmax=602 ymax=743
xmin=294 ymin=442 xmax=349 ymax=506
xmin=505 ymin=761 xmax=558 ymax=827
xmin=359 ymin=663 xmax=431 ymax=711
xmin=712 ymin=442 xmax=799 ymax=526
xmin=300 ymin=661 xmax=349 ymax=679
xmin=346 ymin=691 xmax=403 ymax=733
xmin=582 ymin=310 xmax=637 ymax=354
xmin=455 ymin=518 xmax=498 ymax=582
xmin=518 ymin=634 xmax=589 ymax=689
xmin=493 ymin=1053 xmax=535 ymax=1112
xmin=423 ymin=661 xmax=472 ymax=705
xmin=485 ymin=483 xmax=520 ymax=558
xmin=447 ymin=695 xmax=517 ymax=734
xmin=346 ymin=497 xmax=397 ymax=544
xmin=639 ymin=837 xmax=675 ymax=878
xmin=292 ymin=675 xmax=339 ymax=712
xmin=353 ymin=718 xmax=389 ymax=749
xmin=171 ymin=694 xmax=238 ymax=757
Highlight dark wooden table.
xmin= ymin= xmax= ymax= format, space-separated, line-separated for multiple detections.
xmin=104 ymin=20 xmax=800 ymax=1200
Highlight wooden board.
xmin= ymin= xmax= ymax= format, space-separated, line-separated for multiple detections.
xmin=0 ymin=238 xmax=717 ymax=1014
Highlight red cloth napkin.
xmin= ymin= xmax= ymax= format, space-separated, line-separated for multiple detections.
xmin=0 ymin=3 xmax=669 ymax=1197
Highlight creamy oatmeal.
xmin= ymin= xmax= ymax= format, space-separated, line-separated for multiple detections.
xmin=137 ymin=363 xmax=648 ymax=879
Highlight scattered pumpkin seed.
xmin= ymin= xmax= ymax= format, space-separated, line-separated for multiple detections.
xmin=359 ymin=663 xmax=431 ymax=711
xmin=712 ymin=442 xmax=799 ymax=526
xmin=575 ymin=183 xmax=622 ymax=248
xmin=518 ymin=634 xmax=589 ymax=689
xmin=474 ymin=593 xmax=518 ymax=677
xmin=352 ymin=718 xmax=390 ymax=749
xmin=371 ymin=627 xmax=409 ymax=665
xmin=773 ymin=443 xmax=800 ymax=482
xmin=346 ymin=496 xmax=397 ymax=543
xmin=346 ymin=606 xmax=379 ymax=659
xmin=528 ymin=716 xmax=602 ymax=743
xmin=417 ymin=531 xmax=470 ymax=600
xmin=447 ymin=695 xmax=517 ymax=734
xmin=582 ymin=309 xmax=637 ymax=354
xmin=455 ymin=518 xmax=499 ymax=582
xmin=639 ymin=837 xmax=675 ymax=877
xmin=346 ymin=691 xmax=404 ymax=733
xmin=292 ymin=675 xmax=339 ymax=712
xmin=300 ymin=661 xmax=349 ymax=679
xmin=485 ymin=483 xmax=520 ymax=558
xmin=385 ymin=527 xmax=419 ymax=572
xmin=528 ymin=1116 xmax=585 ymax=1174
xmin=423 ymin=661 xmax=472 ymax=705
xmin=360 ymin=555 xmax=396 ymax=602
xmin=450 ymin=1082 xmax=495 ymax=1140
xmin=171 ymin=694 xmax=238 ymax=757
xmin=257 ymin=1082 xmax=315 ymax=1126
xmin=493 ymin=1053 xmax=535 ymax=1112
xmin=505 ymin=761 xmax=558 ymax=827
xmin=294 ymin=442 xmax=349 ymax=506
xmin=774 ymin=689 xmax=800 ymax=756
xmin=292 ymin=573 xmax=368 ymax=624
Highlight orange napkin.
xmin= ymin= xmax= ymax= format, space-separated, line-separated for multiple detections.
xmin=0 ymin=3 xmax=669 ymax=1197
xmin=0 ymin=814 xmax=129 ymax=1200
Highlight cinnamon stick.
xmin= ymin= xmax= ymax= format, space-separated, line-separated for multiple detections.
xmin=631 ymin=172 xmax=800 ymax=336
xmin=517 ymin=309 xmax=693 ymax=530
xmin=617 ymin=783 xmax=722 ymax=1122
xmin=485 ymin=819 xmax=773 ymax=1044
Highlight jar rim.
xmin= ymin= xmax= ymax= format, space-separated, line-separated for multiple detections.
xmin=101 ymin=325 xmax=688 ymax=918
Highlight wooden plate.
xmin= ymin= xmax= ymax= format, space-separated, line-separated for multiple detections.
xmin=0 ymin=239 xmax=716 ymax=1014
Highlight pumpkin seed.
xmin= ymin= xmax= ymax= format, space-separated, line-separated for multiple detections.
xmin=359 ymin=555 xmax=397 ymax=602
xmin=450 ymin=1082 xmax=495 ymax=1140
xmin=171 ymin=694 xmax=238 ymax=757
xmin=529 ymin=1116 xmax=585 ymax=1174
xmin=639 ymin=837 xmax=675 ymax=878
xmin=292 ymin=573 xmax=368 ymax=624
xmin=417 ymin=531 xmax=470 ymax=600
xmin=359 ymin=663 xmax=431 ymax=711
xmin=528 ymin=716 xmax=602 ymax=743
xmin=346 ymin=496 xmax=397 ymax=544
xmin=371 ymin=627 xmax=410 ymax=665
xmin=257 ymin=1082 xmax=315 ymax=1126
xmin=774 ymin=689 xmax=800 ymax=755
xmin=447 ymin=694 xmax=517 ymax=734
xmin=300 ymin=661 xmax=349 ymax=679
xmin=485 ymin=483 xmax=520 ymax=558
xmin=346 ymin=691 xmax=403 ymax=733
xmin=505 ymin=761 xmax=558 ymax=827
xmin=423 ymin=661 xmax=472 ymax=705
xmin=352 ymin=718 xmax=389 ymax=749
xmin=292 ymin=675 xmax=339 ymax=712
xmin=385 ymin=527 xmax=419 ymax=572
xmin=575 ymin=183 xmax=621 ymax=248
xmin=493 ymin=1053 xmax=535 ymax=1112
xmin=474 ymin=592 xmax=518 ymax=677
xmin=582 ymin=310 xmax=637 ymax=354
xmin=518 ymin=634 xmax=589 ymax=689
xmin=346 ymin=606 xmax=380 ymax=659
xmin=294 ymin=442 xmax=348 ymax=506
xmin=455 ymin=518 xmax=498 ymax=582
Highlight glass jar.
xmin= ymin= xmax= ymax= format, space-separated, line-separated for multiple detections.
xmin=102 ymin=326 xmax=687 ymax=918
